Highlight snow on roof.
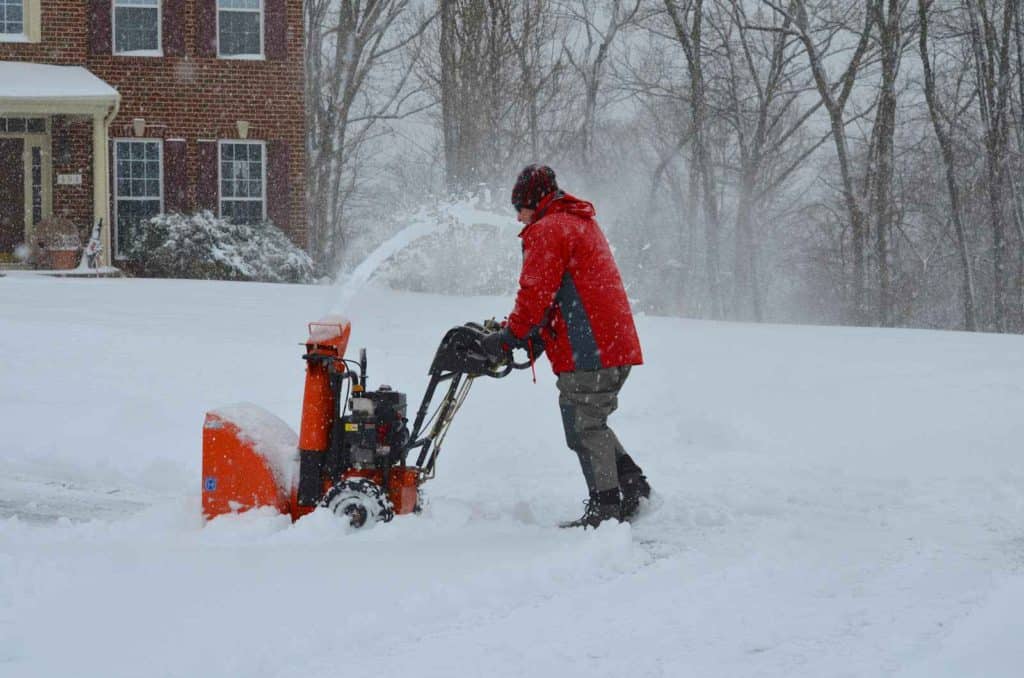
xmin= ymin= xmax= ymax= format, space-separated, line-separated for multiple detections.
xmin=0 ymin=61 xmax=118 ymax=103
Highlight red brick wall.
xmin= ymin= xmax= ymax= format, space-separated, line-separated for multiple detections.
xmin=0 ymin=0 xmax=307 ymax=250
xmin=50 ymin=117 xmax=95 ymax=234
xmin=0 ymin=2 xmax=88 ymax=63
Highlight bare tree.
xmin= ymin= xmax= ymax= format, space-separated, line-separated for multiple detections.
xmin=298 ymin=0 xmax=1024 ymax=333
xmin=965 ymin=0 xmax=1018 ymax=330
xmin=664 ymin=0 xmax=727 ymax=318
xmin=862 ymin=0 xmax=904 ymax=326
xmin=917 ymin=0 xmax=977 ymax=330
xmin=719 ymin=0 xmax=829 ymax=320
xmin=497 ymin=0 xmax=574 ymax=161
xmin=305 ymin=0 xmax=434 ymax=269
xmin=437 ymin=0 xmax=520 ymax=193
xmin=561 ymin=0 xmax=642 ymax=157
xmin=750 ymin=0 xmax=877 ymax=323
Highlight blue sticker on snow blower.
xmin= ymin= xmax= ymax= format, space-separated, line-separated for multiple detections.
xmin=204 ymin=476 xmax=217 ymax=492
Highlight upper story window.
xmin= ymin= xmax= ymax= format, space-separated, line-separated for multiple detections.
xmin=0 ymin=0 xmax=24 ymax=36
xmin=0 ymin=0 xmax=39 ymax=42
xmin=218 ymin=0 xmax=262 ymax=59
xmin=114 ymin=0 xmax=161 ymax=55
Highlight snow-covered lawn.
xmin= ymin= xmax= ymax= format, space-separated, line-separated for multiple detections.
xmin=2 ymin=273 xmax=1023 ymax=677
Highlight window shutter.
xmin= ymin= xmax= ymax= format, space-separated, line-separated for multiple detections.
xmin=267 ymin=141 xmax=291 ymax=230
xmin=163 ymin=0 xmax=187 ymax=57
xmin=197 ymin=0 xmax=217 ymax=57
xmin=164 ymin=140 xmax=189 ymax=213
xmin=197 ymin=141 xmax=219 ymax=213
xmin=89 ymin=0 xmax=112 ymax=55
xmin=265 ymin=0 xmax=288 ymax=60
xmin=108 ymin=139 xmax=115 ymax=241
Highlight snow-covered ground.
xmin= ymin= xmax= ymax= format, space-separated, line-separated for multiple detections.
xmin=2 ymin=273 xmax=1023 ymax=677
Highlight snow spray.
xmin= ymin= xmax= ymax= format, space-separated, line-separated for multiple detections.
xmin=328 ymin=216 xmax=452 ymax=314
xmin=326 ymin=196 xmax=514 ymax=315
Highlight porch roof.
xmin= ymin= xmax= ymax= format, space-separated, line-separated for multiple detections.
xmin=0 ymin=61 xmax=119 ymax=115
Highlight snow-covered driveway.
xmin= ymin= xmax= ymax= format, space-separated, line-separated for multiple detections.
xmin=2 ymin=274 xmax=1023 ymax=677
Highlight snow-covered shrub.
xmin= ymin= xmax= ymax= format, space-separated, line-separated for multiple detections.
xmin=126 ymin=211 xmax=315 ymax=283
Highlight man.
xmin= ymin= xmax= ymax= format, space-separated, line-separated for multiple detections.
xmin=482 ymin=165 xmax=651 ymax=529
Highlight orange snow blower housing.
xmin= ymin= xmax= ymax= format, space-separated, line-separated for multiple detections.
xmin=202 ymin=317 xmax=531 ymax=528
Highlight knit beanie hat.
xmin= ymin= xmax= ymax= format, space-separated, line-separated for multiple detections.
xmin=511 ymin=165 xmax=558 ymax=210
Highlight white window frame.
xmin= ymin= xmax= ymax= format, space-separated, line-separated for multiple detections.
xmin=113 ymin=138 xmax=164 ymax=259
xmin=0 ymin=0 xmax=39 ymax=43
xmin=216 ymin=0 xmax=264 ymax=60
xmin=112 ymin=0 xmax=163 ymax=57
xmin=218 ymin=140 xmax=267 ymax=223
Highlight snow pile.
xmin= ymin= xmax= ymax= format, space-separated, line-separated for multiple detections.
xmin=0 ymin=61 xmax=119 ymax=101
xmin=306 ymin=314 xmax=351 ymax=343
xmin=126 ymin=211 xmax=315 ymax=283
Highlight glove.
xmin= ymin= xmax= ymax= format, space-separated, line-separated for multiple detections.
xmin=481 ymin=327 xmax=521 ymax=361
xmin=527 ymin=331 xmax=545 ymax=358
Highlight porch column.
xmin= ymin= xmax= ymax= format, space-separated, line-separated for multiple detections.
xmin=92 ymin=110 xmax=112 ymax=267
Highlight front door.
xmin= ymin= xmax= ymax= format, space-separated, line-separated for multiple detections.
xmin=0 ymin=138 xmax=25 ymax=255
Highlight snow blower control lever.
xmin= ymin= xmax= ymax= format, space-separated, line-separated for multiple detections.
xmin=201 ymin=318 xmax=531 ymax=528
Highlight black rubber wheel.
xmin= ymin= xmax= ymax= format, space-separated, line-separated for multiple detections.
xmin=321 ymin=478 xmax=394 ymax=528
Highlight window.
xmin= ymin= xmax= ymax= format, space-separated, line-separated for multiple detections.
xmin=31 ymin=146 xmax=42 ymax=225
xmin=0 ymin=117 xmax=45 ymax=133
xmin=219 ymin=141 xmax=265 ymax=224
xmin=218 ymin=0 xmax=262 ymax=58
xmin=0 ymin=0 xmax=38 ymax=41
xmin=113 ymin=0 xmax=160 ymax=55
xmin=114 ymin=140 xmax=163 ymax=257
xmin=0 ymin=0 xmax=22 ymax=35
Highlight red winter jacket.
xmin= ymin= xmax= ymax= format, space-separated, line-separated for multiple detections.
xmin=507 ymin=191 xmax=643 ymax=374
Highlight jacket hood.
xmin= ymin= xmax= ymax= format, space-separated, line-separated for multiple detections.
xmin=537 ymin=191 xmax=596 ymax=221
xmin=519 ymin=192 xmax=596 ymax=237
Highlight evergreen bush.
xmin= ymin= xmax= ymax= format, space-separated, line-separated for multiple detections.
xmin=125 ymin=212 xmax=315 ymax=283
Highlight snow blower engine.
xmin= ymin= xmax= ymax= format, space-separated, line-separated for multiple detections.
xmin=201 ymin=317 xmax=531 ymax=528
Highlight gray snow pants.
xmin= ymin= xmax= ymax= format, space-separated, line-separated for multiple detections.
xmin=557 ymin=365 xmax=635 ymax=495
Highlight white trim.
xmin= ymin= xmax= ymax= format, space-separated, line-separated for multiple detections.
xmin=112 ymin=0 xmax=163 ymax=57
xmin=217 ymin=139 xmax=266 ymax=222
xmin=25 ymin=0 xmax=37 ymax=41
xmin=112 ymin=137 xmax=164 ymax=259
xmin=97 ymin=104 xmax=121 ymax=267
xmin=216 ymin=0 xmax=264 ymax=60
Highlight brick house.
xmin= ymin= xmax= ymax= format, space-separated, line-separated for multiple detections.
xmin=0 ymin=0 xmax=305 ymax=267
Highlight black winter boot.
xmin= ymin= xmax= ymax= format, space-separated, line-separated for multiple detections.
xmin=559 ymin=489 xmax=623 ymax=529
xmin=620 ymin=472 xmax=651 ymax=521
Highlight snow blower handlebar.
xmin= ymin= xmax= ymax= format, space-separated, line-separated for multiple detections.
xmin=405 ymin=322 xmax=532 ymax=476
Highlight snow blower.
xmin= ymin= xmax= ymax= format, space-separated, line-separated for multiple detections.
xmin=201 ymin=317 xmax=530 ymax=528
